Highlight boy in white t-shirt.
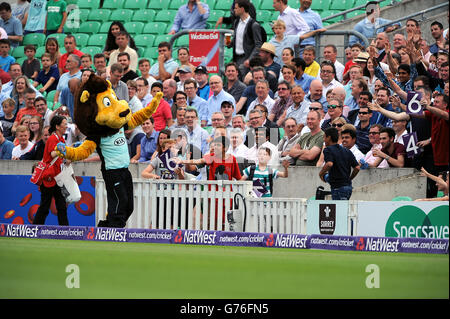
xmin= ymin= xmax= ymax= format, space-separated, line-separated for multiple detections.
xmin=11 ymin=125 xmax=34 ymax=159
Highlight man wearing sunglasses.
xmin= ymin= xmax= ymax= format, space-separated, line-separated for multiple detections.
xmin=355 ymin=106 xmax=373 ymax=154
xmin=321 ymin=99 xmax=349 ymax=131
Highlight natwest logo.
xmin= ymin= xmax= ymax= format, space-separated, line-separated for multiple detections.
xmin=94 ymin=228 xmax=127 ymax=242
xmin=182 ymin=230 xmax=217 ymax=245
xmin=2 ymin=224 xmax=38 ymax=238
xmin=365 ymin=237 xmax=400 ymax=252
xmin=274 ymin=234 xmax=308 ymax=249
xmin=356 ymin=237 xmax=365 ymax=251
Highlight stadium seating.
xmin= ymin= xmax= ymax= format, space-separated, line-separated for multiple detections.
xmin=214 ymin=0 xmax=233 ymax=10
xmin=35 ymin=46 xmax=46 ymax=59
xmin=330 ymin=0 xmax=355 ymax=11
xmin=102 ymin=0 xmax=125 ymax=10
xmin=76 ymin=0 xmax=100 ymax=10
xmin=134 ymin=34 xmax=156 ymax=48
xmin=311 ymin=0 xmax=331 ymax=12
xmin=109 ymin=9 xmax=134 ymax=23
xmin=169 ymin=0 xmax=185 ymax=10
xmin=99 ymin=21 xmax=113 ymax=33
xmin=154 ymin=10 xmax=178 ymax=23
xmin=260 ymin=0 xmax=273 ymax=10
xmin=132 ymin=9 xmax=156 ymax=22
xmin=12 ymin=46 xmax=25 ymax=59
xmin=77 ymin=21 xmax=101 ymax=34
xmin=73 ymin=33 xmax=90 ymax=47
xmin=147 ymin=0 xmax=169 ymax=10
xmin=23 ymin=33 xmax=46 ymax=47
xmin=87 ymin=8 xmax=112 ymax=22
xmin=124 ymin=22 xmax=145 ymax=35
xmin=82 ymin=46 xmax=103 ymax=56
xmin=124 ymin=0 xmax=149 ymax=10
xmin=87 ymin=33 xmax=108 ymax=47
xmin=143 ymin=22 xmax=168 ymax=35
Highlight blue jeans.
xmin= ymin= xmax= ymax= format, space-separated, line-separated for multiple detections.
xmin=331 ymin=185 xmax=353 ymax=200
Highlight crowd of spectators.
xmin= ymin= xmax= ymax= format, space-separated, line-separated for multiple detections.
xmin=0 ymin=0 xmax=448 ymax=199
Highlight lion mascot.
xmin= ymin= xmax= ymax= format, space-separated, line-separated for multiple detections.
xmin=56 ymin=74 xmax=162 ymax=228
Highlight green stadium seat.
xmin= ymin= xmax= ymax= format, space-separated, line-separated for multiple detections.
xmin=134 ymin=34 xmax=156 ymax=47
xmin=165 ymin=24 xmax=174 ymax=33
xmin=102 ymin=0 xmax=124 ymax=9
xmin=379 ymin=0 xmax=390 ymax=8
xmin=81 ymin=46 xmax=103 ymax=56
xmin=251 ymin=0 xmax=262 ymax=9
xmin=354 ymin=0 xmax=368 ymax=8
xmin=287 ymin=0 xmax=300 ymax=9
xmin=78 ymin=21 xmax=101 ymax=34
xmin=271 ymin=11 xmax=279 ymax=20
xmin=64 ymin=21 xmax=79 ymax=34
xmin=77 ymin=0 xmax=100 ymax=9
xmin=66 ymin=0 xmax=78 ymax=5
xmin=46 ymin=90 xmax=57 ymax=103
xmin=169 ymin=0 xmax=185 ymax=10
xmin=204 ymin=0 xmax=216 ymax=10
xmin=175 ymin=35 xmax=189 ymax=47
xmin=35 ymin=46 xmax=46 ymax=59
xmin=392 ymin=196 xmax=412 ymax=201
xmin=88 ymin=8 xmax=112 ymax=22
xmin=261 ymin=23 xmax=274 ymax=36
xmin=330 ymin=0 xmax=355 ymax=10
xmin=143 ymin=22 xmax=168 ymax=34
xmin=47 ymin=33 xmax=66 ymax=47
xmin=346 ymin=10 xmax=364 ymax=19
xmin=123 ymin=22 xmax=144 ymax=35
xmin=99 ymin=21 xmax=113 ymax=33
xmin=154 ymin=10 xmax=178 ymax=23
xmin=215 ymin=0 xmax=233 ymax=10
xmin=109 ymin=9 xmax=134 ymax=23
xmin=144 ymin=47 xmax=159 ymax=59
xmin=137 ymin=47 xmax=145 ymax=57
xmin=79 ymin=8 xmax=90 ymax=21
xmin=256 ymin=10 xmax=272 ymax=23
xmin=154 ymin=34 xmax=173 ymax=45
xmin=311 ymin=0 xmax=331 ymax=11
xmin=207 ymin=10 xmax=225 ymax=23
xmin=15 ymin=56 xmax=27 ymax=66
xmin=147 ymin=0 xmax=169 ymax=10
xmin=23 ymin=33 xmax=46 ymax=47
xmin=132 ymin=9 xmax=156 ymax=22
xmin=87 ymin=33 xmax=108 ymax=47
xmin=12 ymin=46 xmax=25 ymax=59
xmin=73 ymin=33 xmax=90 ymax=47
xmin=124 ymin=0 xmax=149 ymax=10
xmin=260 ymin=0 xmax=273 ymax=10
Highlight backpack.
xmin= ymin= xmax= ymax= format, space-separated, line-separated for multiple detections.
xmin=248 ymin=165 xmax=273 ymax=195
xmin=248 ymin=19 xmax=267 ymax=44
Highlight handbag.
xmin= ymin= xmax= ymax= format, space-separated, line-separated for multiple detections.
xmin=30 ymin=157 xmax=59 ymax=185
xmin=54 ymin=164 xmax=81 ymax=204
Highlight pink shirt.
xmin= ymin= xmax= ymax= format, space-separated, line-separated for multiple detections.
xmin=152 ymin=99 xmax=172 ymax=131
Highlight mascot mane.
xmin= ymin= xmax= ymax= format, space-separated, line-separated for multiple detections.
xmin=74 ymin=74 xmax=120 ymax=138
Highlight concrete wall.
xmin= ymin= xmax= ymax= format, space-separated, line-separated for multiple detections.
xmin=1 ymin=160 xmax=425 ymax=200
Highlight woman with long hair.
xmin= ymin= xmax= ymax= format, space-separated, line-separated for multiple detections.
xmin=28 ymin=115 xmax=43 ymax=144
xmin=151 ymin=128 xmax=172 ymax=161
xmin=103 ymin=21 xmax=137 ymax=59
xmin=33 ymin=115 xmax=69 ymax=226
xmin=172 ymin=47 xmax=196 ymax=80
xmin=45 ymin=37 xmax=61 ymax=66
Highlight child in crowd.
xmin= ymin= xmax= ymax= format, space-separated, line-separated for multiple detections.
xmin=33 ymin=53 xmax=60 ymax=94
xmin=0 ymin=98 xmax=16 ymax=140
xmin=0 ymin=39 xmax=15 ymax=72
xmin=81 ymin=54 xmax=93 ymax=70
xmin=21 ymin=45 xmax=40 ymax=80
xmin=44 ymin=0 xmax=67 ymax=36
xmin=241 ymin=147 xmax=289 ymax=198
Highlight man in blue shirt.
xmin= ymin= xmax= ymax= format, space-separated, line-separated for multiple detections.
xmin=292 ymin=57 xmax=314 ymax=95
xmin=0 ymin=2 xmax=23 ymax=49
xmin=139 ymin=118 xmax=159 ymax=163
xmin=185 ymin=107 xmax=209 ymax=155
xmin=194 ymin=65 xmax=211 ymax=101
xmin=169 ymin=0 xmax=209 ymax=35
xmin=206 ymin=75 xmax=236 ymax=126
xmin=0 ymin=121 xmax=14 ymax=159
xmin=298 ymin=0 xmax=324 ymax=48
xmin=349 ymin=1 xmax=401 ymax=46
xmin=149 ymin=42 xmax=179 ymax=82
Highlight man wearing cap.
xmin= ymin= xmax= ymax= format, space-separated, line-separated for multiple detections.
xmin=259 ymin=42 xmax=281 ymax=79
xmin=194 ymin=65 xmax=211 ymax=101
xmin=176 ymin=65 xmax=194 ymax=91
xmin=206 ymin=75 xmax=236 ymax=126
xmin=221 ymin=100 xmax=235 ymax=128
xmin=228 ymin=0 xmax=264 ymax=79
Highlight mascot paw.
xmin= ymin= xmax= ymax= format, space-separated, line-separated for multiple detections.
xmin=146 ymin=92 xmax=163 ymax=113
xmin=55 ymin=142 xmax=67 ymax=157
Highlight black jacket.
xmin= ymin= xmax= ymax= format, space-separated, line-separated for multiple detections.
xmin=230 ymin=17 xmax=263 ymax=62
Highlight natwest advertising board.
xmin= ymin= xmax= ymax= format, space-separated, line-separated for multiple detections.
xmin=189 ymin=31 xmax=220 ymax=73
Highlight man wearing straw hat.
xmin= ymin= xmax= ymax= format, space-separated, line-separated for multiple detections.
xmin=258 ymin=42 xmax=281 ymax=80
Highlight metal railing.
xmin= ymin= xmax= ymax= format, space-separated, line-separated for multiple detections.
xmin=377 ymin=2 xmax=449 ymax=30
xmin=322 ymin=0 xmax=399 ymax=23
xmin=314 ymin=30 xmax=370 ymax=63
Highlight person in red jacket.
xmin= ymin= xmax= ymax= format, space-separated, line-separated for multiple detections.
xmin=33 ymin=115 xmax=69 ymax=225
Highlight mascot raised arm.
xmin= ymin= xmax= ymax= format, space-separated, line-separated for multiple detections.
xmin=56 ymin=74 xmax=162 ymax=228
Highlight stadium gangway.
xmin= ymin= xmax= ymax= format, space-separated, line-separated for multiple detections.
xmin=169 ymin=28 xmax=234 ymax=76
xmin=376 ymin=1 xmax=449 ymax=34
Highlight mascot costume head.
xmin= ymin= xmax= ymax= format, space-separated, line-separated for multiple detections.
xmin=56 ymin=74 xmax=162 ymax=228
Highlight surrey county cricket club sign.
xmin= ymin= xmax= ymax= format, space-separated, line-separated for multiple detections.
xmin=307 ymin=201 xmax=349 ymax=235
xmin=189 ymin=31 xmax=220 ymax=73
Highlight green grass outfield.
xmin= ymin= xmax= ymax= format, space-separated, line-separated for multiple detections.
xmin=0 ymin=237 xmax=448 ymax=299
